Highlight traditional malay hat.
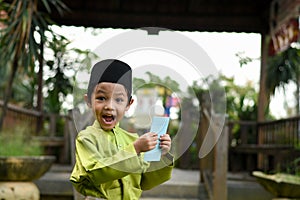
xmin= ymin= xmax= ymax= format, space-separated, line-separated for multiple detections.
xmin=87 ymin=59 xmax=132 ymax=102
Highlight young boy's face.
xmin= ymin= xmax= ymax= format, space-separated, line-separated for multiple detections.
xmin=86 ymin=82 xmax=133 ymax=131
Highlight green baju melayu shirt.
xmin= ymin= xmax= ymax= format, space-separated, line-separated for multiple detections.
xmin=70 ymin=121 xmax=173 ymax=200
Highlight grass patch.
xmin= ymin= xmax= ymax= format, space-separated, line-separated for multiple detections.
xmin=0 ymin=126 xmax=43 ymax=156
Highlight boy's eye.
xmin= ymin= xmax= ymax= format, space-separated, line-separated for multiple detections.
xmin=115 ymin=98 xmax=124 ymax=103
xmin=96 ymin=96 xmax=106 ymax=101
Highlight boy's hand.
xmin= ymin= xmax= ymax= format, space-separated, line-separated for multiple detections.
xmin=160 ymin=134 xmax=171 ymax=155
xmin=133 ymin=132 xmax=158 ymax=155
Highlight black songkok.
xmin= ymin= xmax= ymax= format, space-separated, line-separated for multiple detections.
xmin=87 ymin=59 xmax=132 ymax=102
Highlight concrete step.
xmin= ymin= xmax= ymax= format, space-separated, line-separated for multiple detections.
xmin=141 ymin=168 xmax=202 ymax=199
xmin=35 ymin=167 xmax=202 ymax=199
xmin=34 ymin=165 xmax=274 ymax=200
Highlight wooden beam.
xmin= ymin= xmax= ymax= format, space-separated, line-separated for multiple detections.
xmin=51 ymin=10 xmax=267 ymax=33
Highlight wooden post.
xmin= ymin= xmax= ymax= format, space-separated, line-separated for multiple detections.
xmin=257 ymin=33 xmax=269 ymax=169
xmin=49 ymin=114 xmax=56 ymax=137
xmin=62 ymin=115 xmax=70 ymax=164
xmin=199 ymin=92 xmax=212 ymax=183
xmin=68 ymin=110 xmax=77 ymax=165
xmin=178 ymin=99 xmax=197 ymax=168
xmin=213 ymin=115 xmax=228 ymax=200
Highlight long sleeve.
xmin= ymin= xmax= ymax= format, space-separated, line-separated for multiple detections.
xmin=140 ymin=153 xmax=174 ymax=190
xmin=75 ymin=135 xmax=143 ymax=185
xmin=70 ymin=122 xmax=147 ymax=199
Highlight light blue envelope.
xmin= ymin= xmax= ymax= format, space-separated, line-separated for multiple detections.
xmin=144 ymin=116 xmax=170 ymax=161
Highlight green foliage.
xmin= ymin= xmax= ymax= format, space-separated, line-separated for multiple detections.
xmin=235 ymin=51 xmax=259 ymax=67
xmin=187 ymin=74 xmax=261 ymax=149
xmin=0 ymin=0 xmax=68 ymax=74
xmin=12 ymin=73 xmax=36 ymax=108
xmin=267 ymin=47 xmax=300 ymax=95
xmin=168 ymin=119 xmax=179 ymax=138
xmin=0 ymin=0 xmax=69 ymax=130
xmin=133 ymin=71 xmax=180 ymax=93
xmin=0 ymin=126 xmax=43 ymax=156
xmin=0 ymin=61 xmax=10 ymax=99
xmin=266 ymin=46 xmax=300 ymax=116
xmin=133 ymin=71 xmax=180 ymax=111
xmin=189 ymin=75 xmax=227 ymax=115
xmin=190 ymin=74 xmax=259 ymax=121
xmin=1 ymin=21 xmax=97 ymax=113
xmin=43 ymin=34 xmax=73 ymax=113
xmin=43 ymin=32 xmax=98 ymax=113
xmin=220 ymin=75 xmax=258 ymax=120
xmin=236 ymin=45 xmax=300 ymax=117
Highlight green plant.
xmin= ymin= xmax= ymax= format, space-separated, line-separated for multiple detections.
xmin=0 ymin=0 xmax=68 ymax=131
xmin=0 ymin=126 xmax=42 ymax=156
xmin=277 ymin=157 xmax=300 ymax=176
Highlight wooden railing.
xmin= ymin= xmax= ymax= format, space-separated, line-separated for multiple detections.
xmin=229 ymin=116 xmax=300 ymax=172
xmin=258 ymin=116 xmax=300 ymax=146
xmin=228 ymin=120 xmax=257 ymax=145
xmin=0 ymin=101 xmax=41 ymax=134
xmin=0 ymin=101 xmax=71 ymax=164
xmin=228 ymin=116 xmax=300 ymax=147
xmin=35 ymin=113 xmax=71 ymax=164
xmin=2 ymin=100 xmax=300 ymax=174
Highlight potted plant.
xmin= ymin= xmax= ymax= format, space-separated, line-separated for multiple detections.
xmin=252 ymin=158 xmax=300 ymax=198
xmin=253 ymin=171 xmax=300 ymax=198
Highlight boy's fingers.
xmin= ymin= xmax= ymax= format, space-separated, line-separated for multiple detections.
xmin=146 ymin=132 xmax=157 ymax=137
xmin=160 ymin=134 xmax=171 ymax=141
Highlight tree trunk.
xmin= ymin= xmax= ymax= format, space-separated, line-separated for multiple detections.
xmin=0 ymin=59 xmax=19 ymax=132
xmin=36 ymin=38 xmax=44 ymax=133
xmin=296 ymin=80 xmax=299 ymax=115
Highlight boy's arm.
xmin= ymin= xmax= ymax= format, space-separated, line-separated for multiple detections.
xmin=140 ymin=152 xmax=174 ymax=190
xmin=75 ymin=136 xmax=144 ymax=185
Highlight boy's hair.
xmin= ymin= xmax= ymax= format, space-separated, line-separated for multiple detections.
xmin=87 ymin=59 xmax=132 ymax=103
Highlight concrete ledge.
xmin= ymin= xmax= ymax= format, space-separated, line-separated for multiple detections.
xmin=34 ymin=166 xmax=275 ymax=200
xmin=34 ymin=171 xmax=73 ymax=197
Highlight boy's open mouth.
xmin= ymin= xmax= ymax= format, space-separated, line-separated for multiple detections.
xmin=102 ymin=114 xmax=115 ymax=123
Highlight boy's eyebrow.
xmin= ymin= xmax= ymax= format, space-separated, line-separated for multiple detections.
xmin=114 ymin=91 xmax=126 ymax=96
xmin=95 ymin=88 xmax=106 ymax=94
xmin=94 ymin=88 xmax=126 ymax=96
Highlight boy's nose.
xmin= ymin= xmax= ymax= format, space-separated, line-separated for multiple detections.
xmin=104 ymin=100 xmax=114 ymax=110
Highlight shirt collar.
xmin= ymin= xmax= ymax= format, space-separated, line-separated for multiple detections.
xmin=92 ymin=120 xmax=120 ymax=132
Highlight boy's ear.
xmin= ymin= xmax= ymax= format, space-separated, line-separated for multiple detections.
xmin=126 ymin=97 xmax=134 ymax=110
xmin=84 ymin=94 xmax=91 ymax=108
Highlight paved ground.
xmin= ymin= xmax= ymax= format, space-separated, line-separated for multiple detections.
xmin=35 ymin=165 xmax=274 ymax=200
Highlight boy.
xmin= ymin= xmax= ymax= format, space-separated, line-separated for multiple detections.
xmin=70 ymin=59 xmax=173 ymax=200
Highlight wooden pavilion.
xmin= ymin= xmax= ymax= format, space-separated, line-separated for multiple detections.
xmin=2 ymin=0 xmax=300 ymax=199
xmin=47 ymin=0 xmax=299 ymax=122
xmin=46 ymin=1 xmax=300 ymax=199
xmin=50 ymin=0 xmax=300 ymax=165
